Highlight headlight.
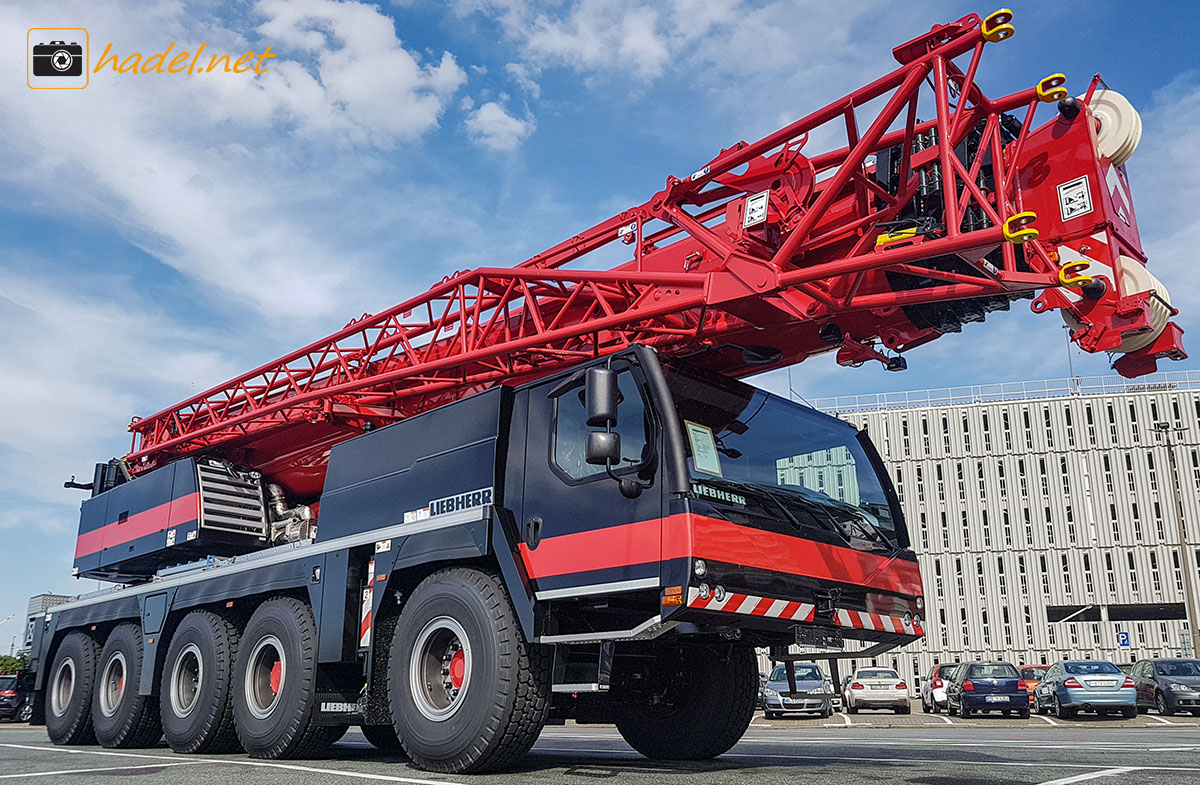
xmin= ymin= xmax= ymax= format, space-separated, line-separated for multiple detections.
xmin=763 ymin=688 xmax=779 ymax=698
xmin=809 ymin=687 xmax=825 ymax=694
xmin=1169 ymin=683 xmax=1190 ymax=692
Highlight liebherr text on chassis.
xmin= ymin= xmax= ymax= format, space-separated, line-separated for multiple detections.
xmin=28 ymin=10 xmax=1185 ymax=774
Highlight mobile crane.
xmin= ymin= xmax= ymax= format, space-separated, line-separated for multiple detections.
xmin=28 ymin=9 xmax=1185 ymax=774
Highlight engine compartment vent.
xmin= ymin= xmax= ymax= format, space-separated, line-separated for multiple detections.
xmin=197 ymin=458 xmax=267 ymax=538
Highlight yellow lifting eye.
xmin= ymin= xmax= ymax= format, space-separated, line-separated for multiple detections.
xmin=1037 ymin=74 xmax=1068 ymax=103
xmin=982 ymin=8 xmax=1015 ymax=43
xmin=1058 ymin=260 xmax=1094 ymax=288
xmin=1002 ymin=211 xmax=1038 ymax=244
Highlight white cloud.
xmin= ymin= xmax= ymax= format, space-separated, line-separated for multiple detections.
xmin=505 ymin=61 xmax=541 ymax=99
xmin=465 ymin=101 xmax=535 ymax=151
xmin=0 ymin=0 xmax=471 ymax=325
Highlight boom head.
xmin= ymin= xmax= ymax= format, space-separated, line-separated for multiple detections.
xmin=121 ymin=8 xmax=1185 ymax=492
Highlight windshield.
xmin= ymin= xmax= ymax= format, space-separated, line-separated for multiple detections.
xmin=668 ymin=367 xmax=898 ymax=545
xmin=1155 ymin=660 xmax=1200 ymax=677
xmin=1064 ymin=662 xmax=1121 ymax=675
xmin=770 ymin=664 xmax=824 ymax=681
xmin=968 ymin=664 xmax=1019 ymax=679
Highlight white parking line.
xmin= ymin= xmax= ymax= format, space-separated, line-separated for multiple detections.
xmin=535 ymin=747 xmax=1200 ymax=775
xmin=0 ymin=761 xmax=204 ymax=780
xmin=0 ymin=744 xmax=465 ymax=785
xmin=1034 ymin=767 xmax=1136 ymax=785
xmin=1035 ymin=714 xmax=1059 ymax=726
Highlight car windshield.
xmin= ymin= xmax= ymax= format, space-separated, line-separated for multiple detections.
xmin=1155 ymin=660 xmax=1200 ymax=677
xmin=967 ymin=664 xmax=1019 ymax=679
xmin=1064 ymin=662 xmax=1121 ymax=675
xmin=1020 ymin=668 xmax=1045 ymax=680
xmin=857 ymin=669 xmax=898 ymax=680
xmin=936 ymin=664 xmax=957 ymax=677
xmin=770 ymin=664 xmax=824 ymax=681
xmin=668 ymin=367 xmax=898 ymax=546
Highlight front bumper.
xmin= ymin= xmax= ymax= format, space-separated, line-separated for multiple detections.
xmin=1060 ymin=687 xmax=1136 ymax=708
xmin=765 ymin=693 xmax=831 ymax=713
xmin=1165 ymin=690 xmax=1200 ymax=711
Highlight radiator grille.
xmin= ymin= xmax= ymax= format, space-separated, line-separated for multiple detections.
xmin=197 ymin=459 xmax=267 ymax=537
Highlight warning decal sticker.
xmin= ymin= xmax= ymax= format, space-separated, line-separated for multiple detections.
xmin=1057 ymin=176 xmax=1093 ymax=222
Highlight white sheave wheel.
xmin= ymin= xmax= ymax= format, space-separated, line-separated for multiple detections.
xmin=1084 ymin=90 xmax=1142 ymax=167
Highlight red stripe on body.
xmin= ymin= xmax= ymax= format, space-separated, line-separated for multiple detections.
xmin=74 ymin=492 xmax=200 ymax=559
xmin=781 ymin=601 xmax=803 ymax=619
xmin=517 ymin=513 xmax=922 ymax=598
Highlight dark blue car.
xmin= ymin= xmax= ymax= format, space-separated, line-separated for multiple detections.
xmin=945 ymin=661 xmax=1030 ymax=719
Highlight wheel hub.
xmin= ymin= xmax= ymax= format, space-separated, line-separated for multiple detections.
xmin=410 ymin=616 xmax=472 ymax=722
xmin=246 ymin=635 xmax=286 ymax=720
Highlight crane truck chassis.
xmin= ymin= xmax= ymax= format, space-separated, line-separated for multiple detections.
xmin=26 ymin=9 xmax=1185 ymax=775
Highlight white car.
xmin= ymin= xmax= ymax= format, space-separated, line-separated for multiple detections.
xmin=843 ymin=667 xmax=911 ymax=714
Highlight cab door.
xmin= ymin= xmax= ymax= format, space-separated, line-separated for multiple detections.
xmin=517 ymin=364 xmax=663 ymax=599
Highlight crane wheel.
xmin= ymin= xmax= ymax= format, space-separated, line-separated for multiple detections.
xmin=161 ymin=610 xmax=243 ymax=754
xmin=612 ymin=644 xmax=757 ymax=761
xmin=233 ymin=597 xmax=343 ymax=758
xmin=45 ymin=631 xmax=100 ymax=745
xmin=388 ymin=567 xmax=551 ymax=773
xmin=1086 ymin=90 xmax=1142 ymax=167
xmin=360 ymin=723 xmax=404 ymax=752
xmin=92 ymin=624 xmax=162 ymax=748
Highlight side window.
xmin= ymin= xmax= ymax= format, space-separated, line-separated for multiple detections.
xmin=553 ymin=370 xmax=649 ymax=481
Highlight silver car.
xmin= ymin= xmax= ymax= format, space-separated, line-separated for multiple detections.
xmin=763 ymin=663 xmax=834 ymax=718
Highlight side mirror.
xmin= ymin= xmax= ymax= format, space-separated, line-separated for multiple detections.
xmin=586 ymin=431 xmax=621 ymax=466
xmin=586 ymin=368 xmax=618 ymax=427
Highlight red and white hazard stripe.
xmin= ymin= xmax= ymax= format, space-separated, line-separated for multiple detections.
xmin=686 ymin=587 xmax=921 ymax=636
xmin=359 ymin=559 xmax=375 ymax=649
xmin=686 ymin=587 xmax=815 ymax=622
xmin=835 ymin=608 xmax=923 ymax=636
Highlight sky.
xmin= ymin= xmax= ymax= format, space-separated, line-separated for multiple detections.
xmin=1 ymin=0 xmax=1198 ymax=644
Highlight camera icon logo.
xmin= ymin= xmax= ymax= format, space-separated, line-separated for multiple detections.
xmin=28 ymin=28 xmax=89 ymax=89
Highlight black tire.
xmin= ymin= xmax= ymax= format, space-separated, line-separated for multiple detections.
xmin=896 ymin=704 xmax=911 ymax=715
xmin=1018 ymin=707 xmax=1030 ymax=720
xmin=161 ymin=610 xmax=242 ymax=754
xmin=847 ymin=702 xmax=858 ymax=714
xmin=1138 ymin=705 xmax=1149 ymax=714
xmin=1121 ymin=706 xmax=1137 ymax=719
xmin=921 ymin=698 xmax=929 ymax=713
xmin=931 ymin=701 xmax=940 ymax=714
xmin=613 ymin=645 xmax=756 ymax=761
xmin=389 ymin=568 xmax=551 ymax=773
xmin=1054 ymin=697 xmax=1075 ymax=720
xmin=820 ymin=705 xmax=832 ymax=719
xmin=361 ymin=723 xmax=403 ymax=752
xmin=233 ymin=597 xmax=337 ymax=759
xmin=959 ymin=702 xmax=971 ymax=719
xmin=1156 ymin=691 xmax=1175 ymax=716
xmin=1002 ymin=709 xmax=1011 ymax=717
xmin=92 ymin=624 xmax=162 ymax=748
xmin=763 ymin=711 xmax=778 ymax=720
xmin=46 ymin=631 xmax=99 ymax=745
xmin=17 ymin=702 xmax=34 ymax=723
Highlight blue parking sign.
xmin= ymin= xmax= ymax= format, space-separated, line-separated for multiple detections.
xmin=1117 ymin=631 xmax=1130 ymax=647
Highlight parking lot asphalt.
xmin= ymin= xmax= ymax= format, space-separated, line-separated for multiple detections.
xmin=3 ymin=711 xmax=1200 ymax=785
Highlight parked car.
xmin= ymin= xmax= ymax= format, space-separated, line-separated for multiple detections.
xmin=944 ymin=661 xmax=1031 ymax=719
xmin=842 ymin=667 xmax=910 ymax=714
xmin=0 ymin=673 xmax=33 ymax=723
xmin=920 ymin=662 xmax=958 ymax=713
xmin=1033 ymin=660 xmax=1136 ymax=719
xmin=763 ymin=663 xmax=834 ymax=718
xmin=1019 ymin=664 xmax=1049 ymax=706
xmin=1131 ymin=658 xmax=1200 ymax=717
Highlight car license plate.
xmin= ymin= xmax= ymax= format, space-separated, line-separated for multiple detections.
xmin=870 ymin=685 xmax=888 ymax=690
xmin=1086 ymin=680 xmax=1116 ymax=687
xmin=985 ymin=695 xmax=1008 ymax=702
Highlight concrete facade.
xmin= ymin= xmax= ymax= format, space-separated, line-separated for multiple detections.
xmin=803 ymin=370 xmax=1200 ymax=690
